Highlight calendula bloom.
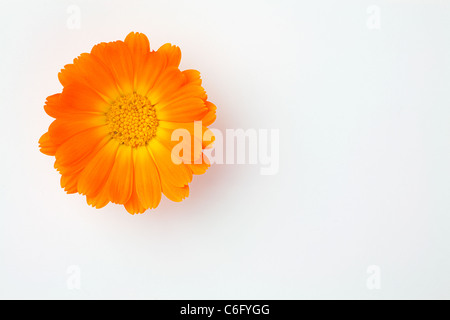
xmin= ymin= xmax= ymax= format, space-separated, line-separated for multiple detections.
xmin=39 ymin=32 xmax=216 ymax=214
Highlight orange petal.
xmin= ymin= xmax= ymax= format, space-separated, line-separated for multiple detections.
xmin=39 ymin=132 xmax=58 ymax=156
xmin=124 ymin=32 xmax=150 ymax=73
xmin=92 ymin=41 xmax=134 ymax=95
xmin=162 ymin=184 xmax=189 ymax=202
xmin=157 ymin=97 xmax=208 ymax=122
xmin=57 ymin=133 xmax=111 ymax=195
xmin=105 ymin=144 xmax=134 ymax=204
xmin=147 ymin=67 xmax=185 ymax=105
xmin=59 ymin=53 xmax=120 ymax=102
xmin=187 ymin=154 xmax=211 ymax=175
xmin=59 ymin=81 xmax=112 ymax=116
xmin=86 ymin=186 xmax=110 ymax=209
xmin=134 ymin=146 xmax=162 ymax=210
xmin=124 ymin=181 xmax=147 ymax=215
xmin=155 ymin=84 xmax=207 ymax=111
xmin=125 ymin=32 xmax=150 ymax=55
xmin=202 ymin=101 xmax=217 ymax=126
xmin=43 ymin=93 xmax=62 ymax=119
xmin=157 ymin=43 xmax=181 ymax=68
xmin=147 ymin=138 xmax=192 ymax=188
xmin=77 ymin=139 xmax=120 ymax=197
xmin=61 ymin=171 xmax=81 ymax=194
xmin=48 ymin=115 xmax=106 ymax=146
xmin=157 ymin=121 xmax=208 ymax=161
xmin=134 ymin=51 xmax=167 ymax=96
xmin=54 ymin=126 xmax=109 ymax=172
xmin=182 ymin=69 xmax=202 ymax=86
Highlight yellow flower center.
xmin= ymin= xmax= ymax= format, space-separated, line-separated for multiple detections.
xmin=106 ymin=93 xmax=159 ymax=147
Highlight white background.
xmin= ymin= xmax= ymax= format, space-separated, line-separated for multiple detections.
xmin=1 ymin=0 xmax=449 ymax=299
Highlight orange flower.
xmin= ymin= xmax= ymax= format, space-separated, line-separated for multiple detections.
xmin=39 ymin=32 xmax=216 ymax=214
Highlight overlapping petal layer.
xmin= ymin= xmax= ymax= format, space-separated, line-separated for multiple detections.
xmin=39 ymin=32 xmax=216 ymax=214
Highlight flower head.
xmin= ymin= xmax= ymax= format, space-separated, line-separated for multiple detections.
xmin=39 ymin=32 xmax=216 ymax=214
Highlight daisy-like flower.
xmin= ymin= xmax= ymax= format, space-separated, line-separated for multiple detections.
xmin=39 ymin=32 xmax=216 ymax=214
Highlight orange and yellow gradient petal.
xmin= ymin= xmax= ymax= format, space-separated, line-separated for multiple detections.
xmin=39 ymin=32 xmax=216 ymax=214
